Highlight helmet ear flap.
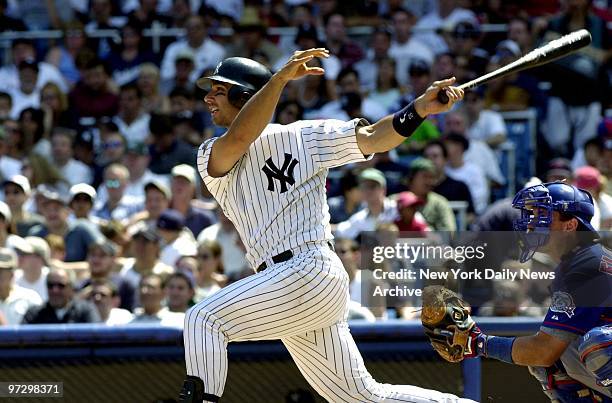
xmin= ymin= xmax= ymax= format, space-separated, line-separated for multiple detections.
xmin=228 ymin=86 xmax=254 ymax=108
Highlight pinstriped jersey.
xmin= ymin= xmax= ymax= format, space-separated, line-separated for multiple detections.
xmin=197 ymin=118 xmax=370 ymax=268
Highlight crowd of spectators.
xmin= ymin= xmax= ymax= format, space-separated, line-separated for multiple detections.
xmin=0 ymin=0 xmax=611 ymax=326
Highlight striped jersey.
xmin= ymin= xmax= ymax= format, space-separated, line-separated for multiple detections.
xmin=197 ymin=118 xmax=370 ymax=269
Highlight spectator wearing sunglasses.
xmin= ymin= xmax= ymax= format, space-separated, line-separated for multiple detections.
xmin=194 ymin=239 xmax=226 ymax=302
xmin=0 ymin=247 xmax=42 ymax=325
xmin=93 ymin=163 xmax=143 ymax=224
xmin=22 ymin=268 xmax=100 ymax=324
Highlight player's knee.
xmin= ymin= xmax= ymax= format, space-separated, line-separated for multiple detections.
xmin=578 ymin=326 xmax=612 ymax=389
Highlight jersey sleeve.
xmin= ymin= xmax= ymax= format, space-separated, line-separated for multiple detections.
xmin=196 ymin=137 xmax=232 ymax=202
xmin=300 ymin=118 xmax=373 ymax=170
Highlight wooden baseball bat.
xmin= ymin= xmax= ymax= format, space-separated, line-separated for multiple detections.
xmin=437 ymin=29 xmax=592 ymax=104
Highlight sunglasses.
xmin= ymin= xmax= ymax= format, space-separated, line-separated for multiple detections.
xmin=105 ymin=179 xmax=121 ymax=189
xmin=198 ymin=254 xmax=212 ymax=260
xmin=102 ymin=140 xmax=123 ymax=150
xmin=47 ymin=282 xmax=68 ymax=289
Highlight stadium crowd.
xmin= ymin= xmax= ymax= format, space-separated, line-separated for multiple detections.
xmin=0 ymin=0 xmax=610 ymax=326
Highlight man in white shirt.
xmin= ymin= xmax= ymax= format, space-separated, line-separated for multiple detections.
xmin=443 ymin=133 xmax=489 ymax=214
xmin=9 ymin=59 xmax=40 ymax=119
xmin=85 ymin=281 xmax=133 ymax=326
xmin=388 ymin=8 xmax=434 ymax=87
xmin=156 ymin=209 xmax=197 ymax=268
xmin=160 ymin=15 xmax=225 ymax=83
xmin=0 ymin=247 xmax=42 ymax=325
xmin=464 ymin=88 xmax=507 ymax=148
xmin=51 ymin=127 xmax=93 ymax=186
xmin=0 ymin=39 xmax=67 ymax=94
xmin=336 ymin=169 xmax=399 ymax=240
xmin=13 ymin=236 xmax=51 ymax=301
xmin=113 ymin=83 xmax=151 ymax=145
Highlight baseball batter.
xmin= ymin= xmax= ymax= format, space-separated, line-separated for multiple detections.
xmin=179 ymin=48 xmax=471 ymax=402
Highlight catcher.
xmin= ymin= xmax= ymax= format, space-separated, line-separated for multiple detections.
xmin=422 ymin=182 xmax=611 ymax=402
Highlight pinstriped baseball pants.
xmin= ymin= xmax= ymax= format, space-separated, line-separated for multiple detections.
xmin=184 ymin=244 xmax=475 ymax=403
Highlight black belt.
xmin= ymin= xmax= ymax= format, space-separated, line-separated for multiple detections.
xmin=256 ymin=242 xmax=334 ymax=273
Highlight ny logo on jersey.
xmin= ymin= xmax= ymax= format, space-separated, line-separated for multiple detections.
xmin=262 ymin=153 xmax=299 ymax=193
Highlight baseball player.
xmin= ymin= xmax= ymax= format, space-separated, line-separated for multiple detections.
xmin=427 ymin=182 xmax=611 ymax=402
xmin=179 ymin=49 xmax=471 ymax=403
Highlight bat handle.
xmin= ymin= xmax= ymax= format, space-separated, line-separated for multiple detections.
xmin=437 ymin=89 xmax=450 ymax=104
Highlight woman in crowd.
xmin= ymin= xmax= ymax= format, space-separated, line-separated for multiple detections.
xmin=193 ymin=239 xmax=226 ymax=302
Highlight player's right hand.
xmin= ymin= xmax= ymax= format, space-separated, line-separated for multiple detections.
xmin=273 ymin=48 xmax=329 ymax=84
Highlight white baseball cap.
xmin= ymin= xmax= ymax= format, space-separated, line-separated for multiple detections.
xmin=70 ymin=183 xmax=97 ymax=201
xmin=3 ymin=175 xmax=31 ymax=195
xmin=171 ymin=164 xmax=197 ymax=185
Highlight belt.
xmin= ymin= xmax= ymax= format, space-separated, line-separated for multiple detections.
xmin=256 ymin=241 xmax=335 ymax=273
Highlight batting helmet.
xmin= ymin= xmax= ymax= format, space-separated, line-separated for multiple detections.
xmin=196 ymin=57 xmax=272 ymax=108
xmin=512 ymin=181 xmax=597 ymax=262
xmin=579 ymin=325 xmax=612 ymax=389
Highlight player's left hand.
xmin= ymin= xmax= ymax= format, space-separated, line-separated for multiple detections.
xmin=414 ymin=77 xmax=464 ymax=117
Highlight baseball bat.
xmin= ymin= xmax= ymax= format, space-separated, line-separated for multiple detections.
xmin=437 ymin=29 xmax=592 ymax=104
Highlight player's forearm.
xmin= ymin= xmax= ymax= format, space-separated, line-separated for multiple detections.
xmin=357 ymin=99 xmax=427 ymax=155
xmin=224 ymin=75 xmax=286 ymax=149
xmin=511 ymin=333 xmax=566 ymax=366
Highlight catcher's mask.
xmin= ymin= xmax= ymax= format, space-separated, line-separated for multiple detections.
xmin=512 ymin=181 xmax=597 ymax=263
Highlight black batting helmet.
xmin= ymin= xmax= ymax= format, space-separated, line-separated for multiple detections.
xmin=196 ymin=57 xmax=272 ymax=108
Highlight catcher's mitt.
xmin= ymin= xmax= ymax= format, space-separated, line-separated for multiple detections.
xmin=421 ymin=285 xmax=476 ymax=363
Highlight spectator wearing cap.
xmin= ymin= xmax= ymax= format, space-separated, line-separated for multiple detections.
xmin=28 ymin=187 xmax=103 ymax=262
xmin=231 ymin=7 xmax=282 ymax=68
xmin=354 ymin=27 xmax=392 ymax=93
xmin=130 ymin=273 xmax=185 ymax=326
xmin=169 ymin=164 xmax=215 ymax=238
xmin=197 ymin=208 xmax=250 ymax=282
xmin=13 ymin=236 xmax=50 ymax=301
xmin=163 ymin=271 xmax=195 ymax=313
xmin=22 ymin=268 xmax=101 ymax=324
xmin=463 ymin=88 xmax=507 ymax=148
xmin=446 ymin=21 xmax=489 ymax=81
xmin=336 ymin=169 xmax=399 ymax=240
xmin=545 ymin=158 xmax=573 ymax=183
xmin=412 ymin=1 xmax=477 ymax=55
xmin=407 ymin=158 xmax=456 ymax=231
xmin=424 ymin=140 xmax=475 ymax=215
xmin=388 ymin=8 xmax=433 ymax=88
xmin=156 ymin=208 xmax=197 ymax=268
xmin=79 ymin=239 xmax=136 ymax=310
xmin=160 ymin=15 xmax=225 ymax=84
xmin=114 ymin=83 xmax=151 ymax=145
xmin=3 ymin=175 xmax=44 ymax=237
xmin=83 ymin=281 xmax=133 ymax=325
xmin=328 ymin=171 xmax=363 ymax=225
xmin=51 ymin=127 xmax=93 ymax=186
xmin=393 ymin=191 xmax=430 ymax=235
xmin=68 ymin=183 xmax=102 ymax=226
xmin=575 ymin=166 xmax=612 ymax=231
xmin=131 ymin=180 xmax=172 ymax=227
xmin=274 ymin=24 xmax=342 ymax=92
xmin=443 ymin=109 xmax=505 ymax=186
xmin=194 ymin=239 xmax=226 ymax=301
xmin=93 ymin=163 xmax=143 ymax=223
xmin=443 ymin=133 xmax=489 ymax=215
xmin=148 ymin=113 xmax=196 ymax=175
xmin=8 ymin=59 xmax=40 ymax=119
xmin=0 ymin=38 xmax=67 ymax=95
xmin=120 ymin=226 xmax=173 ymax=309
xmin=160 ymin=50 xmax=196 ymax=95
xmin=0 ymin=247 xmax=42 ymax=324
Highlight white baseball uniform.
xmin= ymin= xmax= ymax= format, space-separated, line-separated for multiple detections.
xmin=186 ymin=118 xmax=475 ymax=402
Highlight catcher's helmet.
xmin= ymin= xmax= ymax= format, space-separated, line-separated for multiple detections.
xmin=512 ymin=181 xmax=597 ymax=262
xmin=196 ymin=57 xmax=272 ymax=108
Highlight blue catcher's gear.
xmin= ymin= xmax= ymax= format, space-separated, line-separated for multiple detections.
xmin=512 ymin=182 xmax=597 ymax=262
xmin=579 ymin=326 xmax=612 ymax=390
